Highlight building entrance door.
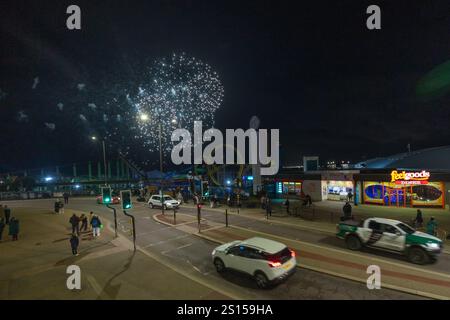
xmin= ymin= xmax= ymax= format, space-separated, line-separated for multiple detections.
xmin=385 ymin=188 xmax=407 ymax=207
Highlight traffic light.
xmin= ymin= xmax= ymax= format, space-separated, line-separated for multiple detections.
xmin=121 ymin=190 xmax=132 ymax=210
xmin=101 ymin=187 xmax=112 ymax=204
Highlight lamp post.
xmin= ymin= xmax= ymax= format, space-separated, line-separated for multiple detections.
xmin=91 ymin=136 xmax=108 ymax=186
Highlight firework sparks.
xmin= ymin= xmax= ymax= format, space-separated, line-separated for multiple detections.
xmin=133 ymin=52 xmax=224 ymax=154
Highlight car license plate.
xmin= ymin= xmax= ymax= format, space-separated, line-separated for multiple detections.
xmin=282 ymin=262 xmax=291 ymax=270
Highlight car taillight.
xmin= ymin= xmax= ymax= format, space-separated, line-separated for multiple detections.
xmin=268 ymin=261 xmax=282 ymax=268
xmin=289 ymin=249 xmax=296 ymax=257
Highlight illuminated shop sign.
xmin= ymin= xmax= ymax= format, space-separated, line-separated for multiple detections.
xmin=390 ymin=170 xmax=430 ymax=185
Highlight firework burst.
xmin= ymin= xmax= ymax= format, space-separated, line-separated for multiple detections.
xmin=133 ymin=52 xmax=224 ymax=154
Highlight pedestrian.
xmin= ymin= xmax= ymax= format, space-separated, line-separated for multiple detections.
xmin=9 ymin=217 xmax=19 ymax=241
xmin=69 ymin=214 xmax=80 ymax=235
xmin=80 ymin=214 xmax=88 ymax=232
xmin=426 ymin=217 xmax=438 ymax=236
xmin=260 ymin=195 xmax=266 ymax=210
xmin=91 ymin=215 xmax=102 ymax=238
xmin=414 ymin=209 xmax=424 ymax=228
xmin=347 ymin=191 xmax=353 ymax=203
xmin=285 ymin=198 xmax=290 ymax=214
xmin=266 ymin=197 xmax=272 ymax=217
xmin=54 ymin=200 xmax=60 ymax=214
xmin=63 ymin=192 xmax=69 ymax=205
xmin=306 ymin=194 xmax=312 ymax=206
xmin=4 ymin=205 xmax=11 ymax=224
xmin=0 ymin=217 xmax=5 ymax=242
xmin=58 ymin=200 xmax=65 ymax=214
xmin=342 ymin=201 xmax=352 ymax=220
xmin=89 ymin=211 xmax=94 ymax=231
xmin=70 ymin=233 xmax=79 ymax=256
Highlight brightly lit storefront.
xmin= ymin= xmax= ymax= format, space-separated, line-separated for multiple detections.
xmin=361 ymin=170 xmax=446 ymax=208
xmin=275 ymin=180 xmax=302 ymax=195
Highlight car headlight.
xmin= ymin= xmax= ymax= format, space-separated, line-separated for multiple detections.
xmin=212 ymin=250 xmax=216 ymax=255
xmin=428 ymin=242 xmax=440 ymax=249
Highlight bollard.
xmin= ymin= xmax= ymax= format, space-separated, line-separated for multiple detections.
xmin=173 ymin=208 xmax=176 ymax=225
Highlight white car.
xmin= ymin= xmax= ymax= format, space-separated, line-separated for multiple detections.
xmin=148 ymin=195 xmax=180 ymax=209
xmin=211 ymin=237 xmax=297 ymax=288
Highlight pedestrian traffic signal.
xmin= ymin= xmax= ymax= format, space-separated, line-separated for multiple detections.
xmin=121 ymin=190 xmax=132 ymax=210
xmin=101 ymin=187 xmax=112 ymax=204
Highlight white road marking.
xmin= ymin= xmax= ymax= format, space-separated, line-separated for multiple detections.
xmin=143 ymin=234 xmax=192 ymax=248
xmin=161 ymin=243 xmax=193 ymax=254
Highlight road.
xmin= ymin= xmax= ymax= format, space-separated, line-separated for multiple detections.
xmin=4 ymin=198 xmax=425 ymax=300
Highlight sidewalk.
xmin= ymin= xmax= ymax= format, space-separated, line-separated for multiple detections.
xmin=154 ymin=211 xmax=450 ymax=300
xmin=0 ymin=207 xmax=229 ymax=299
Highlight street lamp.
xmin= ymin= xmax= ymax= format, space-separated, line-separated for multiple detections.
xmin=91 ymin=136 xmax=108 ymax=186
xmin=140 ymin=114 xmax=165 ymax=215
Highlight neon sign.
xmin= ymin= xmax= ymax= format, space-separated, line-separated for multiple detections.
xmin=390 ymin=170 xmax=430 ymax=185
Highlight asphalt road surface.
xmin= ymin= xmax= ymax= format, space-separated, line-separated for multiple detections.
xmin=4 ymin=198 xmax=426 ymax=300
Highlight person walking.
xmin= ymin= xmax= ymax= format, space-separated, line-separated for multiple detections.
xmin=91 ymin=215 xmax=102 ymax=238
xmin=54 ymin=200 xmax=60 ymax=214
xmin=89 ymin=211 xmax=94 ymax=231
xmin=266 ymin=197 xmax=272 ymax=217
xmin=4 ymin=205 xmax=11 ymax=224
xmin=414 ymin=209 xmax=424 ymax=228
xmin=9 ymin=217 xmax=19 ymax=241
xmin=285 ymin=198 xmax=290 ymax=214
xmin=63 ymin=192 xmax=69 ymax=205
xmin=426 ymin=217 xmax=438 ymax=236
xmin=342 ymin=201 xmax=352 ymax=220
xmin=0 ymin=217 xmax=5 ymax=242
xmin=58 ymin=199 xmax=65 ymax=214
xmin=347 ymin=191 xmax=353 ymax=203
xmin=70 ymin=233 xmax=79 ymax=256
xmin=69 ymin=214 xmax=80 ymax=236
xmin=80 ymin=214 xmax=88 ymax=232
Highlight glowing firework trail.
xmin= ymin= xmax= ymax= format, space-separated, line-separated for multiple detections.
xmin=133 ymin=52 xmax=224 ymax=154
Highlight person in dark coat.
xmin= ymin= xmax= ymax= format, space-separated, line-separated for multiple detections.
xmin=63 ymin=192 xmax=69 ymax=205
xmin=80 ymin=214 xmax=88 ymax=232
xmin=70 ymin=233 xmax=79 ymax=256
xmin=4 ymin=205 xmax=11 ymax=224
xmin=8 ymin=217 xmax=19 ymax=241
xmin=285 ymin=198 xmax=290 ymax=214
xmin=342 ymin=202 xmax=352 ymax=220
xmin=54 ymin=200 xmax=60 ymax=214
xmin=414 ymin=209 xmax=424 ymax=228
xmin=69 ymin=214 xmax=80 ymax=235
xmin=0 ymin=218 xmax=5 ymax=242
xmin=266 ymin=197 xmax=272 ymax=217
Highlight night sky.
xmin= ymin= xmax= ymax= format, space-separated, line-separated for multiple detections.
xmin=1 ymin=0 xmax=450 ymax=173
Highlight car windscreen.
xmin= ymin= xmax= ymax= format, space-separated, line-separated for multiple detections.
xmin=397 ymin=223 xmax=415 ymax=234
xmin=263 ymin=247 xmax=291 ymax=263
xmin=163 ymin=196 xmax=173 ymax=201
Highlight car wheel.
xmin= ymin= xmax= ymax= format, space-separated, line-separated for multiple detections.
xmin=346 ymin=235 xmax=362 ymax=250
xmin=164 ymin=205 xmax=167 ymax=210
xmin=254 ymin=271 xmax=269 ymax=289
xmin=407 ymin=247 xmax=430 ymax=265
xmin=214 ymin=258 xmax=226 ymax=273
xmin=150 ymin=203 xmax=154 ymax=209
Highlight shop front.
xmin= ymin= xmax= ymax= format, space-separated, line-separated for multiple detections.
xmin=359 ymin=170 xmax=446 ymax=209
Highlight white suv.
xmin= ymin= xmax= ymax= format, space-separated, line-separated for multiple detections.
xmin=148 ymin=195 xmax=180 ymax=209
xmin=211 ymin=237 xmax=296 ymax=288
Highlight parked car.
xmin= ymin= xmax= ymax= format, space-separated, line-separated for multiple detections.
xmin=336 ymin=217 xmax=443 ymax=264
xmin=211 ymin=237 xmax=296 ymax=288
xmin=96 ymin=195 xmax=121 ymax=204
xmin=148 ymin=195 xmax=180 ymax=209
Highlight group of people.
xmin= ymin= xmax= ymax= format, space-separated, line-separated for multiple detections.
xmin=0 ymin=205 xmax=19 ymax=241
xmin=68 ymin=212 xmax=102 ymax=256
xmin=414 ymin=209 xmax=438 ymax=236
